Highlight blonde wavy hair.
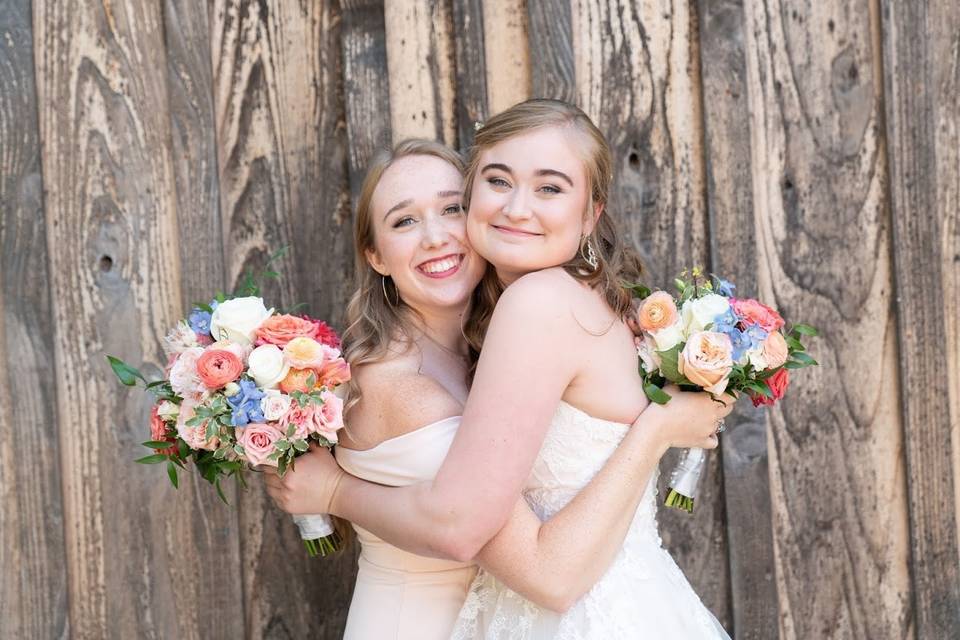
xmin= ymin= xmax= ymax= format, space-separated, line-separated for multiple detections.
xmin=340 ymin=139 xmax=465 ymax=415
xmin=461 ymin=98 xmax=644 ymax=374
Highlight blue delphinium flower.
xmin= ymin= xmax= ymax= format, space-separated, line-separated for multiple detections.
xmin=228 ymin=378 xmax=265 ymax=426
xmin=712 ymin=308 xmax=767 ymax=362
xmin=187 ymin=299 xmax=219 ymax=337
xmin=714 ymin=278 xmax=736 ymax=298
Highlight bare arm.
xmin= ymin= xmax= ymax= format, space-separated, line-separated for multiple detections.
xmin=327 ymin=275 xmax=578 ymax=560
xmin=474 ymin=390 xmax=732 ymax=612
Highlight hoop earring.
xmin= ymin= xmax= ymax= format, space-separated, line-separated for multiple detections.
xmin=381 ymin=276 xmax=399 ymax=307
xmin=581 ymin=236 xmax=599 ymax=270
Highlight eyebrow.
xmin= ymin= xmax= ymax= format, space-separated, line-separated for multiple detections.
xmin=481 ymin=163 xmax=574 ymax=187
xmin=383 ymin=190 xmax=463 ymax=222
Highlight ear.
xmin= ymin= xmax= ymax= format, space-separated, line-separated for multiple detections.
xmin=583 ymin=201 xmax=604 ymax=236
xmin=365 ymin=248 xmax=389 ymax=276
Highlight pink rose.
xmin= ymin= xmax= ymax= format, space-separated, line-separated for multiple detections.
xmin=730 ymin=298 xmax=785 ymax=333
xmin=678 ymin=331 xmax=734 ymax=396
xmin=256 ymin=314 xmax=323 ymax=348
xmin=176 ymin=399 xmax=219 ymax=451
xmin=236 ymin=422 xmax=285 ymax=467
xmin=761 ymin=332 xmax=788 ymax=369
xmin=279 ymin=401 xmax=318 ymax=441
xmin=315 ymin=390 xmax=344 ymax=443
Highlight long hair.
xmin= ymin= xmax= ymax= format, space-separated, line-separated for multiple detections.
xmin=461 ymin=98 xmax=644 ymax=374
xmin=340 ymin=139 xmax=465 ymax=415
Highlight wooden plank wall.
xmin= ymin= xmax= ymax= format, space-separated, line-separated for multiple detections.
xmin=1 ymin=1 xmax=957 ymax=638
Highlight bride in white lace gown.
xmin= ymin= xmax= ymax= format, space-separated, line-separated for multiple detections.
xmin=452 ymin=401 xmax=730 ymax=639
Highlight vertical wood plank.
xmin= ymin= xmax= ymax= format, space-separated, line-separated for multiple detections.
xmin=881 ymin=0 xmax=960 ymax=636
xmin=161 ymin=2 xmax=247 ymax=636
xmin=0 ymin=1 xmax=69 ymax=637
xmin=31 ymin=0 xmax=203 ymax=636
xmin=527 ymin=0 xmax=576 ymax=102
xmin=741 ymin=0 xmax=912 ymax=637
xmin=696 ymin=0 xmax=778 ymax=636
xmin=342 ymin=0 xmax=393 ymax=204
xmin=450 ymin=0 xmax=488 ymax=150
xmin=570 ymin=0 xmax=731 ymax=629
xmin=209 ymin=1 xmax=356 ymax=637
xmin=482 ymin=0 xmax=531 ymax=113
xmin=384 ymin=0 xmax=458 ymax=145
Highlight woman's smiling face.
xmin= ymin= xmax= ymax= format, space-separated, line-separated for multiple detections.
xmin=466 ymin=126 xmax=596 ymax=284
xmin=366 ymin=154 xmax=486 ymax=314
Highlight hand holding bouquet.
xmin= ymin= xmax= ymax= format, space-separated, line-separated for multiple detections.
xmin=628 ymin=267 xmax=818 ymax=513
xmin=108 ymin=270 xmax=350 ymax=556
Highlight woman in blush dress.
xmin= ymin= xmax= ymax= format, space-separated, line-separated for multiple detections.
xmin=268 ymin=101 xmax=732 ymax=639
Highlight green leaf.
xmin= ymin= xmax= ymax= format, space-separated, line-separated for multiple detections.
xmin=277 ymin=457 xmax=288 ymax=477
xmin=784 ymin=360 xmax=807 ymax=369
xmin=214 ymin=477 xmax=230 ymax=505
xmin=785 ymin=335 xmax=804 ymax=351
xmin=194 ymin=302 xmax=214 ymax=313
xmin=135 ymin=453 xmax=167 ymax=465
xmin=656 ymin=345 xmax=685 ymax=384
xmin=143 ymin=440 xmax=173 ymax=450
xmin=790 ymin=352 xmax=819 ymax=366
xmin=791 ymin=324 xmax=819 ymax=337
xmin=292 ymin=439 xmax=309 ymax=453
xmin=106 ymin=356 xmax=145 ymax=386
xmin=643 ymin=383 xmax=672 ymax=405
xmin=166 ymin=461 xmax=179 ymax=489
xmin=233 ymin=444 xmax=246 ymax=457
xmin=275 ymin=440 xmax=291 ymax=452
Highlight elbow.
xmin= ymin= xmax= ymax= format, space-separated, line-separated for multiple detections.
xmin=435 ymin=523 xmax=491 ymax=563
xmin=540 ymin=587 xmax=578 ymax=614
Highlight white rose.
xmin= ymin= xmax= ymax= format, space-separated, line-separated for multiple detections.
xmin=681 ymin=294 xmax=730 ymax=334
xmin=745 ymin=345 xmax=767 ymax=370
xmin=261 ymin=389 xmax=293 ymax=422
xmin=636 ymin=334 xmax=662 ymax=374
xmin=157 ymin=400 xmax=179 ymax=421
xmin=651 ymin=319 xmax=685 ymax=352
xmin=209 ymin=297 xmax=274 ymax=345
xmin=248 ymin=344 xmax=290 ymax=389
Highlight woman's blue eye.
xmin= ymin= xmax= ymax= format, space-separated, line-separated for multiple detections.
xmin=540 ymin=184 xmax=562 ymax=195
xmin=488 ymin=177 xmax=510 ymax=188
xmin=444 ymin=204 xmax=464 ymax=215
xmin=393 ymin=217 xmax=415 ymax=228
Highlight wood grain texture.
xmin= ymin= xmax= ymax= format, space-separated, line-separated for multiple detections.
xmin=482 ymin=0 xmax=531 ymax=114
xmin=342 ymin=0 xmax=393 ymax=203
xmin=881 ymin=0 xmax=960 ymax=636
xmin=527 ymin=0 xmax=576 ymax=102
xmin=570 ymin=0 xmax=730 ymax=628
xmin=384 ymin=0 xmax=458 ymax=145
xmin=450 ymin=0 xmax=488 ymax=150
xmin=31 ymin=0 xmax=197 ymax=636
xmin=696 ymin=0 xmax=778 ymax=635
xmin=161 ymin=3 xmax=247 ymax=637
xmin=0 ymin=1 xmax=69 ymax=638
xmin=741 ymin=0 xmax=912 ymax=637
xmin=209 ymin=1 xmax=355 ymax=637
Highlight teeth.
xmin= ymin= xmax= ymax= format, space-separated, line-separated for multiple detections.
xmin=421 ymin=257 xmax=459 ymax=273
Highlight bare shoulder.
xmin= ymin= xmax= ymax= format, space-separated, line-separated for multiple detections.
xmin=341 ymin=354 xmax=463 ymax=450
xmin=493 ymin=268 xmax=581 ymax=321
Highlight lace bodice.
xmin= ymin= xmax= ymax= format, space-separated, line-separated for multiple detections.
xmin=451 ymin=401 xmax=730 ymax=640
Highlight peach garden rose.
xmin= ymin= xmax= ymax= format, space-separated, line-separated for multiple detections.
xmin=678 ymin=331 xmax=734 ymax=396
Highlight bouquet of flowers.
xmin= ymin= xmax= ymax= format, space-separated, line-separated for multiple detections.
xmin=628 ymin=267 xmax=817 ymax=513
xmin=108 ymin=269 xmax=350 ymax=556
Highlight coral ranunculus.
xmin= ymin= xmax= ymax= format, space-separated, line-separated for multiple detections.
xmin=318 ymin=357 xmax=351 ymax=388
xmin=637 ymin=292 xmax=680 ymax=332
xmin=196 ymin=349 xmax=244 ymax=389
xmin=150 ymin=406 xmax=177 ymax=456
xmin=730 ymin=298 xmax=785 ymax=333
xmin=256 ymin=314 xmax=323 ymax=348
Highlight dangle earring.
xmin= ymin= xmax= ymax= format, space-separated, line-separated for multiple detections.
xmin=581 ymin=236 xmax=599 ymax=270
xmin=381 ymin=276 xmax=399 ymax=307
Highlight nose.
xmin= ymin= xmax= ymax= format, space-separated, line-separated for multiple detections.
xmin=503 ymin=188 xmax=532 ymax=220
xmin=421 ymin=212 xmax=450 ymax=248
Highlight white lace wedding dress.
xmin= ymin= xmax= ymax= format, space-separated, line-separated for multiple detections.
xmin=450 ymin=401 xmax=731 ymax=639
